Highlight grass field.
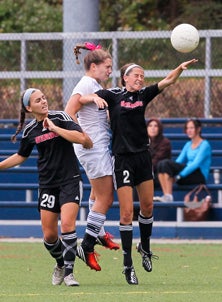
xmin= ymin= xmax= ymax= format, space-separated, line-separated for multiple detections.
xmin=0 ymin=240 xmax=222 ymax=302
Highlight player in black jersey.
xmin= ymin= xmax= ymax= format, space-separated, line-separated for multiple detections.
xmin=0 ymin=88 xmax=92 ymax=287
xmin=79 ymin=59 xmax=198 ymax=284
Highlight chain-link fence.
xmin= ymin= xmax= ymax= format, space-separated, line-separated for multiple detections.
xmin=0 ymin=30 xmax=222 ymax=119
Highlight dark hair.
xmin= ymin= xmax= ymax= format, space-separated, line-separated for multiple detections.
xmin=184 ymin=118 xmax=202 ymax=137
xmin=147 ymin=117 xmax=164 ymax=137
xmin=73 ymin=43 xmax=112 ymax=70
xmin=120 ymin=63 xmax=136 ymax=86
xmin=11 ymin=91 xmax=31 ymax=143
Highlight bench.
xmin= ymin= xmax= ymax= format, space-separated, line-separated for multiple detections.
xmin=1 ymin=199 xmax=222 ymax=225
xmin=0 ymin=199 xmax=186 ymax=222
xmin=0 ymin=118 xmax=222 ymax=223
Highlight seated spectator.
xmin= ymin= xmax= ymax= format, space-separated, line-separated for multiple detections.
xmin=133 ymin=118 xmax=171 ymax=218
xmin=147 ymin=118 xmax=172 ymax=187
xmin=155 ymin=118 xmax=212 ymax=202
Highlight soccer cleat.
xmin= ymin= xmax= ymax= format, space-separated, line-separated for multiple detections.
xmin=96 ymin=232 xmax=120 ymax=250
xmin=122 ymin=266 xmax=138 ymax=285
xmin=76 ymin=245 xmax=101 ymax=271
xmin=52 ymin=265 xmax=65 ymax=285
xmin=136 ymin=242 xmax=159 ymax=272
xmin=64 ymin=273 xmax=79 ymax=286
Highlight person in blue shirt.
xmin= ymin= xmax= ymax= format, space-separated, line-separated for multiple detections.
xmin=155 ymin=118 xmax=212 ymax=202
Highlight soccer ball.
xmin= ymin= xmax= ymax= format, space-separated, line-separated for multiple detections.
xmin=170 ymin=23 xmax=200 ymax=53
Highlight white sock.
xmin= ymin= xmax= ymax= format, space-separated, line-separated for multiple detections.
xmin=89 ymin=198 xmax=106 ymax=237
xmin=88 ymin=198 xmax=95 ymax=211
xmin=98 ymin=225 xmax=106 ymax=237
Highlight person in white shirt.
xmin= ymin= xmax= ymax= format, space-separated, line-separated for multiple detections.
xmin=65 ymin=42 xmax=119 ymax=272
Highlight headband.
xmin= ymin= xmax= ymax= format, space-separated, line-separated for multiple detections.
xmin=124 ymin=64 xmax=142 ymax=76
xmin=23 ymin=88 xmax=37 ymax=107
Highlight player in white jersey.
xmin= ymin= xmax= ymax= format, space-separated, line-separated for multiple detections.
xmin=65 ymin=43 xmax=119 ymax=271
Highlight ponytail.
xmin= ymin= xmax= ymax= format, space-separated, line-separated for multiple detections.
xmin=74 ymin=42 xmax=102 ymax=64
xmin=11 ymin=93 xmax=29 ymax=143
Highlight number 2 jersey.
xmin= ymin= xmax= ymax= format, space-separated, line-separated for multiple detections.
xmin=17 ymin=111 xmax=82 ymax=188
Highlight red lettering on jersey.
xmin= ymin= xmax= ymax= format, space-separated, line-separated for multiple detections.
xmin=120 ymin=100 xmax=143 ymax=108
xmin=35 ymin=132 xmax=59 ymax=144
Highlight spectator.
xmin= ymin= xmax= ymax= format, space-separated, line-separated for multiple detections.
xmin=0 ymin=88 xmax=92 ymax=286
xmin=133 ymin=117 xmax=171 ymax=216
xmin=147 ymin=118 xmax=171 ymax=187
xmin=155 ymin=118 xmax=212 ymax=202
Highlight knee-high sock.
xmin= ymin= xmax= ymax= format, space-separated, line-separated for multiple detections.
xmin=138 ymin=212 xmax=153 ymax=253
xmin=61 ymin=230 xmax=77 ymax=277
xmin=119 ymin=223 xmax=133 ymax=267
xmin=89 ymin=198 xmax=105 ymax=237
xmin=82 ymin=210 xmax=106 ymax=252
xmin=44 ymin=237 xmax=64 ymax=268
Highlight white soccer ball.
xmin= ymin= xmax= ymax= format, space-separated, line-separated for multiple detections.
xmin=170 ymin=23 xmax=200 ymax=53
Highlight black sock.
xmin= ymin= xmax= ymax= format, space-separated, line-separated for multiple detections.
xmin=81 ymin=233 xmax=97 ymax=252
xmin=61 ymin=230 xmax=77 ymax=277
xmin=82 ymin=210 xmax=106 ymax=252
xmin=119 ymin=223 xmax=133 ymax=267
xmin=44 ymin=237 xmax=64 ymax=268
xmin=138 ymin=212 xmax=153 ymax=253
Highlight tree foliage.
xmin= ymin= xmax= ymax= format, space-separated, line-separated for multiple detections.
xmin=99 ymin=0 xmax=222 ymax=31
xmin=0 ymin=0 xmax=222 ymax=33
xmin=0 ymin=1 xmax=222 ymax=118
xmin=0 ymin=0 xmax=62 ymax=33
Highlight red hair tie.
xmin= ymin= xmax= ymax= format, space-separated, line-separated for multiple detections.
xmin=84 ymin=42 xmax=102 ymax=51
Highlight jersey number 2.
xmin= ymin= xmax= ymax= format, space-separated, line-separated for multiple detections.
xmin=123 ymin=170 xmax=130 ymax=183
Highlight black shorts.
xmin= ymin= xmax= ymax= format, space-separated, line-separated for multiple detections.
xmin=38 ymin=180 xmax=83 ymax=213
xmin=113 ymin=150 xmax=153 ymax=189
xmin=157 ymin=159 xmax=206 ymax=185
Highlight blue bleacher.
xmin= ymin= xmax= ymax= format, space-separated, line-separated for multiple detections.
xmin=0 ymin=118 xmax=222 ymax=239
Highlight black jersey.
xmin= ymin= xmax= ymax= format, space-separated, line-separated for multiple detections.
xmin=18 ymin=111 xmax=82 ymax=188
xmin=96 ymin=84 xmax=160 ymax=155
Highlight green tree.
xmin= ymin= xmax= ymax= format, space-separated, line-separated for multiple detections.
xmin=99 ymin=0 xmax=170 ymax=31
xmin=172 ymin=0 xmax=222 ymax=29
xmin=0 ymin=0 xmax=62 ymax=33
xmin=99 ymin=0 xmax=222 ymax=30
xmin=0 ymin=0 xmax=222 ymax=33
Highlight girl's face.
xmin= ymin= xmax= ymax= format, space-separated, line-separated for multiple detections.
xmin=185 ymin=120 xmax=200 ymax=139
xmin=124 ymin=67 xmax=144 ymax=92
xmin=26 ymin=90 xmax=48 ymax=120
xmin=147 ymin=121 xmax=159 ymax=138
xmin=93 ymin=58 xmax=112 ymax=82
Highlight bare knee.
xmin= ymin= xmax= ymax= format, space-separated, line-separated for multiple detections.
xmin=140 ymin=202 xmax=153 ymax=217
xmin=43 ymin=231 xmax=58 ymax=243
xmin=120 ymin=209 xmax=133 ymax=225
xmin=93 ymin=195 xmax=113 ymax=213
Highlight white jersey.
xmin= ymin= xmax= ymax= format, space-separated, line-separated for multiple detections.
xmin=71 ymin=76 xmax=113 ymax=179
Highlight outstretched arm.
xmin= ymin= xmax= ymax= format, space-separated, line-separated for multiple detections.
xmin=158 ymin=59 xmax=198 ymax=91
xmin=0 ymin=153 xmax=27 ymax=170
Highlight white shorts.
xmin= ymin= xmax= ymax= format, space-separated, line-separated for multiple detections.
xmin=75 ymin=146 xmax=113 ymax=179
